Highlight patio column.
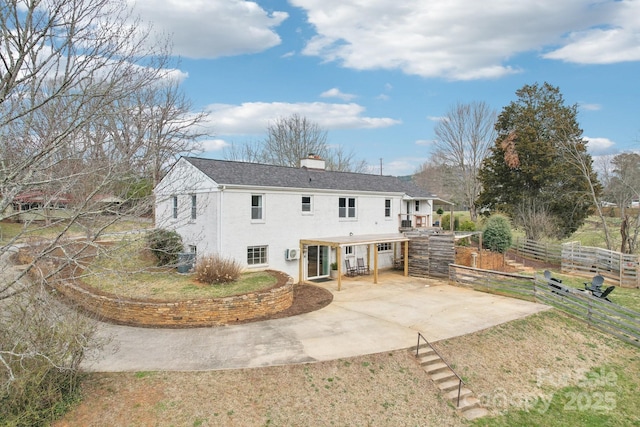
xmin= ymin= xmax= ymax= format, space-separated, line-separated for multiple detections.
xmin=404 ymin=240 xmax=409 ymax=277
xmin=373 ymin=243 xmax=379 ymax=284
xmin=336 ymin=245 xmax=342 ymax=291
xmin=298 ymin=242 xmax=304 ymax=284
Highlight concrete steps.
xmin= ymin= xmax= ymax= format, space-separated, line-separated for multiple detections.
xmin=413 ymin=347 xmax=489 ymax=420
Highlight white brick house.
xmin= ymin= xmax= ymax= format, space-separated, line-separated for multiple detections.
xmin=154 ymin=156 xmax=438 ymax=284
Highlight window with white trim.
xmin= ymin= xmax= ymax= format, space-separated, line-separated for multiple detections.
xmin=301 ymin=196 xmax=312 ymax=213
xmin=190 ymin=194 xmax=197 ymax=220
xmin=251 ymin=195 xmax=263 ymax=220
xmin=385 ymin=199 xmax=391 ymax=217
xmin=172 ymin=196 xmax=178 ymax=219
xmin=377 ymin=242 xmax=393 ymax=252
xmin=345 ymin=246 xmax=354 ymax=255
xmin=247 ymin=245 xmax=268 ymax=265
xmin=415 ymin=200 xmax=420 ymax=212
xmin=339 ymin=197 xmax=356 ymax=218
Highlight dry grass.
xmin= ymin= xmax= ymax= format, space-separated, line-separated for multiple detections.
xmin=81 ymin=243 xmax=277 ymax=301
xmin=54 ymin=309 xmax=639 ymax=427
xmin=54 ymin=352 xmax=461 ymax=427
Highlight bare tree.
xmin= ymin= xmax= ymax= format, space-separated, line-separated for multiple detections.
xmin=103 ymin=77 xmax=209 ymax=186
xmin=605 ymin=153 xmax=640 ymax=253
xmin=325 ymin=145 xmax=368 ymax=173
xmin=432 ymin=101 xmax=496 ymax=220
xmin=0 ymin=0 xmax=202 ymax=422
xmin=413 ymin=159 xmax=455 ymax=203
xmin=223 ymin=139 xmax=265 ymax=163
xmin=513 ymin=198 xmax=559 ymax=241
xmin=224 ymin=114 xmax=367 ymax=172
xmin=554 ymin=129 xmax=611 ymax=249
xmin=263 ymin=114 xmax=329 ymax=167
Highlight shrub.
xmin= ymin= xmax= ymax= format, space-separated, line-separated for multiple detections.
xmin=459 ymin=220 xmax=476 ymax=231
xmin=146 ymin=229 xmax=184 ymax=266
xmin=1 ymin=288 xmax=96 ymax=426
xmin=195 ymin=253 xmax=243 ymax=285
xmin=441 ymin=214 xmax=451 ymax=230
xmin=482 ymin=214 xmax=513 ymax=253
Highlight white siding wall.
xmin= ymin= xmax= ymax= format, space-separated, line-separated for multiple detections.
xmin=156 ymin=191 xmax=220 ymax=255
xmin=154 ymin=159 xmax=434 ymax=280
xmin=204 ymin=188 xmax=405 ymax=278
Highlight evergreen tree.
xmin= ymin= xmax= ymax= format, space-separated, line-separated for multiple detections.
xmin=477 ymin=82 xmax=597 ymax=239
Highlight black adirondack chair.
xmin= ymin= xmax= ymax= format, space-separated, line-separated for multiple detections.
xmin=584 ymin=274 xmax=604 ymax=293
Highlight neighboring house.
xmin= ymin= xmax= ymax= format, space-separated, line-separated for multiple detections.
xmin=154 ymin=156 xmax=441 ymax=283
xmin=2 ymin=190 xmax=72 ymax=222
xmin=1 ymin=191 xmax=125 ymax=222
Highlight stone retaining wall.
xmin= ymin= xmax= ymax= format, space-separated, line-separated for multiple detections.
xmin=52 ymin=270 xmax=294 ymax=328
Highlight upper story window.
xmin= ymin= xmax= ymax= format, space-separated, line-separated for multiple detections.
xmin=301 ymin=196 xmax=312 ymax=213
xmin=172 ymin=195 xmax=178 ymax=219
xmin=251 ymin=195 xmax=263 ymax=220
xmin=385 ymin=199 xmax=391 ymax=217
xmin=415 ymin=200 xmax=420 ymax=212
xmin=339 ymin=197 xmax=356 ymax=218
xmin=190 ymin=194 xmax=197 ymax=220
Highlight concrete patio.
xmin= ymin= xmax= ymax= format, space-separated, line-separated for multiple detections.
xmin=83 ymin=271 xmax=550 ymax=372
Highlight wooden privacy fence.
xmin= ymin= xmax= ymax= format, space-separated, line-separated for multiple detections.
xmin=406 ymin=233 xmax=455 ymax=278
xmin=510 ymin=238 xmax=640 ymax=288
xmin=511 ymin=237 xmax=562 ymax=264
xmin=449 ymin=264 xmax=640 ymax=348
xmin=562 ymin=241 xmax=640 ymax=288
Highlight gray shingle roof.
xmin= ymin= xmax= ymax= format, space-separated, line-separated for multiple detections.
xmin=185 ymin=157 xmax=434 ymax=198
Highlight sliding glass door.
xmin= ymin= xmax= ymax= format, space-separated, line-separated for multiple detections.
xmin=307 ymin=245 xmax=329 ymax=279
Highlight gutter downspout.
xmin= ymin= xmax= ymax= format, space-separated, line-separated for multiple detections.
xmin=217 ymin=185 xmax=225 ymax=253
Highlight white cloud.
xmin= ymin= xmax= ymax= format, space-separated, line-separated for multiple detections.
xmin=200 ymin=139 xmax=230 ymax=151
xmin=203 ymin=101 xmax=401 ymax=135
xmin=129 ymin=0 xmax=288 ymax=58
xmin=580 ymin=103 xmax=602 ymax=111
xmin=584 ymin=136 xmax=615 ymax=154
xmin=320 ymin=87 xmax=357 ymax=101
xmin=415 ymin=139 xmax=435 ymax=146
xmin=381 ymin=158 xmax=428 ymax=176
xmin=290 ymin=0 xmax=635 ymax=80
xmin=543 ymin=1 xmax=640 ymax=64
xmin=427 ymin=116 xmax=447 ymax=122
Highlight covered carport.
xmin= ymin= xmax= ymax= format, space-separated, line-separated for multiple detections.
xmin=299 ymin=233 xmax=409 ymax=291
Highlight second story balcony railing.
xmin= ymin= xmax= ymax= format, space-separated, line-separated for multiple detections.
xmin=398 ymin=214 xmax=434 ymax=230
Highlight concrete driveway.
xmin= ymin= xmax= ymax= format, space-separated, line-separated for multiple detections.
xmin=83 ymin=273 xmax=549 ymax=372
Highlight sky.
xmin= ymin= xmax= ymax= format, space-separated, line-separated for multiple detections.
xmin=129 ymin=0 xmax=640 ymax=176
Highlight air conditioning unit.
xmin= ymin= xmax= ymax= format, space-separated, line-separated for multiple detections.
xmin=285 ymin=248 xmax=300 ymax=261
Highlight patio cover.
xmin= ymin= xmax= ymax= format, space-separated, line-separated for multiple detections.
xmin=299 ymin=233 xmax=409 ymax=290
